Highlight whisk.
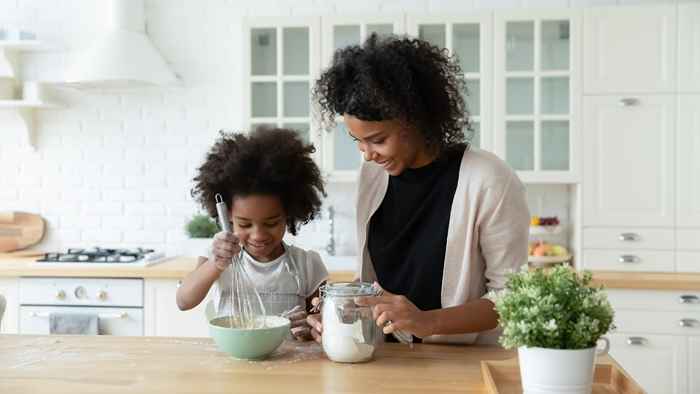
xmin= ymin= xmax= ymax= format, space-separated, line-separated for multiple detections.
xmin=215 ymin=193 xmax=267 ymax=329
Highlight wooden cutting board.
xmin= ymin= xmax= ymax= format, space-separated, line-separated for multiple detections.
xmin=0 ymin=211 xmax=45 ymax=253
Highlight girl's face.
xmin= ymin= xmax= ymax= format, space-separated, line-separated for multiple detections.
xmin=343 ymin=114 xmax=435 ymax=176
xmin=230 ymin=194 xmax=286 ymax=262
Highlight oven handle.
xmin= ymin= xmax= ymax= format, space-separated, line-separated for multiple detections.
xmin=30 ymin=311 xmax=129 ymax=320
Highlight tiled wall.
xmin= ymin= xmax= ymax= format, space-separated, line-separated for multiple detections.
xmin=0 ymin=0 xmax=674 ymax=257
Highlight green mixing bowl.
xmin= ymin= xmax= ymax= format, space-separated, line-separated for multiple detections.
xmin=208 ymin=316 xmax=290 ymax=360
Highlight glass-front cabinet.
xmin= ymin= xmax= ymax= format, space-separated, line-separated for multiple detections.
xmin=406 ymin=14 xmax=493 ymax=153
xmin=494 ymin=10 xmax=581 ymax=183
xmin=320 ymin=17 xmax=405 ymax=182
xmin=244 ymin=17 xmax=321 ymax=162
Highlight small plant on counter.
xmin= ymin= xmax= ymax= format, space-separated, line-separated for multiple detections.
xmin=494 ymin=264 xmax=614 ymax=350
xmin=185 ymin=214 xmax=219 ymax=239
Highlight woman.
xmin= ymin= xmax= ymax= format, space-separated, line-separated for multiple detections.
xmin=308 ymin=34 xmax=530 ymax=345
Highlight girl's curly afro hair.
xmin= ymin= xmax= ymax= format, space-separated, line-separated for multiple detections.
xmin=313 ymin=33 xmax=472 ymax=153
xmin=191 ymin=127 xmax=326 ymax=236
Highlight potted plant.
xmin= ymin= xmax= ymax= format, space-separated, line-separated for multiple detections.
xmin=494 ymin=265 xmax=615 ymax=394
xmin=182 ymin=214 xmax=219 ymax=257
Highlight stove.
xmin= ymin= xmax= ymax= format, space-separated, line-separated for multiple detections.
xmin=35 ymin=247 xmax=164 ymax=266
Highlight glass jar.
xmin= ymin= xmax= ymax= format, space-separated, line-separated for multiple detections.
xmin=320 ymin=282 xmax=377 ymax=363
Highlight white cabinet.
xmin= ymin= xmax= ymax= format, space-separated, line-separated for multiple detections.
xmin=243 ymin=17 xmax=321 ymax=161
xmin=608 ymin=333 xmax=686 ymax=394
xmin=0 ymin=278 xmax=18 ymax=333
xmin=678 ymin=3 xmax=700 ymax=92
xmin=583 ymin=95 xmax=675 ymax=227
xmin=677 ymin=96 xmax=700 ymax=227
xmin=494 ymin=10 xmax=581 ymax=183
xmin=320 ymin=16 xmax=405 ymax=182
xmin=606 ymin=289 xmax=700 ymax=394
xmin=144 ymin=279 xmax=209 ymax=337
xmin=583 ymin=5 xmax=676 ymax=94
xmin=406 ymin=14 xmax=492 ymax=153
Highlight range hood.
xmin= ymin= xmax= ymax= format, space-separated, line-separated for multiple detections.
xmin=63 ymin=0 xmax=179 ymax=89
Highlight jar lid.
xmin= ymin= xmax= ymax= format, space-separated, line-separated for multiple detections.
xmin=320 ymin=282 xmax=376 ymax=297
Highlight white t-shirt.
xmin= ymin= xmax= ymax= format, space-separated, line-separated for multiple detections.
xmin=211 ymin=243 xmax=329 ymax=317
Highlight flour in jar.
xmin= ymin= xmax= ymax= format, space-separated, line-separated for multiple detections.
xmin=321 ymin=297 xmax=375 ymax=363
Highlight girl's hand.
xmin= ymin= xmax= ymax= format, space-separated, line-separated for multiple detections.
xmin=286 ymin=308 xmax=312 ymax=341
xmin=209 ymin=231 xmax=241 ymax=271
xmin=306 ymin=297 xmax=323 ymax=343
xmin=355 ymin=282 xmax=435 ymax=338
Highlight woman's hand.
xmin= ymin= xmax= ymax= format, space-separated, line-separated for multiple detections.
xmin=306 ymin=297 xmax=323 ymax=343
xmin=355 ymin=282 xmax=435 ymax=338
xmin=209 ymin=231 xmax=241 ymax=271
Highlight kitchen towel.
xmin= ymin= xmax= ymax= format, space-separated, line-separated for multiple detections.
xmin=49 ymin=312 xmax=99 ymax=335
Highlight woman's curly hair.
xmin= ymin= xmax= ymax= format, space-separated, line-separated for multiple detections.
xmin=191 ymin=127 xmax=326 ymax=236
xmin=313 ymin=33 xmax=471 ymax=153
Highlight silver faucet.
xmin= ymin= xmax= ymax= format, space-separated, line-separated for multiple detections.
xmin=325 ymin=205 xmax=335 ymax=256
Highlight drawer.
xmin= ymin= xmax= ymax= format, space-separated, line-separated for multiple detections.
xmin=583 ymin=227 xmax=674 ymax=249
xmin=613 ymin=309 xmax=700 ymax=335
xmin=582 ymin=249 xmax=674 ymax=272
xmin=676 ymin=252 xmax=700 ymax=273
xmin=607 ymin=289 xmax=700 ymax=310
xmin=677 ymin=229 xmax=700 ymax=250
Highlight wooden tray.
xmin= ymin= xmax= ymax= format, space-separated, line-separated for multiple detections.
xmin=481 ymin=357 xmax=644 ymax=394
xmin=0 ymin=211 xmax=45 ymax=252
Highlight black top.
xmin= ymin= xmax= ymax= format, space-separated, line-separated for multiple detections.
xmin=368 ymin=146 xmax=466 ymax=316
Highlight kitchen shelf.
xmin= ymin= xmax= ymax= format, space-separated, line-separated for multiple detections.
xmin=529 ymin=225 xmax=563 ymax=235
xmin=0 ymin=100 xmax=61 ymax=108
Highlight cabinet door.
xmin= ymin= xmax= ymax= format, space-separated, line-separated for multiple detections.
xmin=608 ymin=333 xmax=686 ymax=394
xmin=320 ymin=16 xmax=405 ymax=182
xmin=583 ymin=95 xmax=675 ymax=227
xmin=0 ymin=278 xmax=18 ymax=333
xmin=494 ymin=10 xmax=581 ymax=183
xmin=144 ymin=279 xmax=209 ymax=337
xmin=244 ymin=17 xmax=321 ymax=160
xmin=583 ymin=5 xmax=676 ymax=94
xmin=690 ymin=336 xmax=700 ymax=394
xmin=678 ymin=96 xmax=700 ymax=227
xmin=679 ymin=3 xmax=700 ymax=92
xmin=407 ymin=14 xmax=493 ymax=153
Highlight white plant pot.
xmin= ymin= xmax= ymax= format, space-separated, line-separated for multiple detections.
xmin=179 ymin=238 xmax=212 ymax=258
xmin=518 ymin=337 xmax=609 ymax=394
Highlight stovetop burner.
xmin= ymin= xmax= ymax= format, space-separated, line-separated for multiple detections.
xmin=37 ymin=247 xmax=155 ymax=263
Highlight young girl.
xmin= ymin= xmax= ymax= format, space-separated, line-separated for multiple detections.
xmin=176 ymin=127 xmax=328 ymax=340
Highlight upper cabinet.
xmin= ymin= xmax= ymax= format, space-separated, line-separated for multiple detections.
xmin=679 ymin=3 xmax=700 ymax=93
xmin=243 ymin=17 xmax=321 ymax=161
xmin=583 ymin=95 xmax=675 ymax=227
xmin=677 ymin=96 xmax=700 ymax=227
xmin=320 ymin=16 xmax=405 ymax=182
xmin=494 ymin=10 xmax=581 ymax=183
xmin=583 ymin=5 xmax=676 ymax=94
xmin=406 ymin=14 xmax=493 ymax=153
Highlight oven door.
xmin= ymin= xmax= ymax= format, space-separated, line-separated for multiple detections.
xmin=19 ymin=306 xmax=144 ymax=336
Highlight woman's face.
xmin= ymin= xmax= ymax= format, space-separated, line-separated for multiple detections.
xmin=344 ymin=114 xmax=434 ymax=176
xmin=230 ymin=194 xmax=286 ymax=262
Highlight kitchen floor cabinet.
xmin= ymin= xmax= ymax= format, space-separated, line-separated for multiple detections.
xmin=144 ymin=279 xmax=209 ymax=337
xmin=583 ymin=5 xmax=676 ymax=94
xmin=0 ymin=278 xmax=18 ymax=333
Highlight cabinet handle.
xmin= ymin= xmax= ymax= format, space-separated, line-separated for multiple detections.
xmin=618 ymin=255 xmax=640 ymax=263
xmin=176 ymin=280 xmax=183 ymax=289
xmin=680 ymin=295 xmax=699 ymax=304
xmin=679 ymin=318 xmax=699 ymax=328
xmin=626 ymin=337 xmax=646 ymax=346
xmin=619 ymin=98 xmax=639 ymax=107
xmin=618 ymin=233 xmax=640 ymax=242
xmin=30 ymin=312 xmax=128 ymax=319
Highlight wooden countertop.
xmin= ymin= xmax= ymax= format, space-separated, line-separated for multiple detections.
xmin=0 ymin=335 xmax=516 ymax=394
xmin=0 ymin=254 xmax=357 ymax=282
xmin=590 ymin=271 xmax=700 ymax=291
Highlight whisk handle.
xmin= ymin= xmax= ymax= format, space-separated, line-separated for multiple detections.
xmin=215 ymin=193 xmax=232 ymax=232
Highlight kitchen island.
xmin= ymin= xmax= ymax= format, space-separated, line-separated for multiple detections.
xmin=0 ymin=334 xmax=516 ymax=393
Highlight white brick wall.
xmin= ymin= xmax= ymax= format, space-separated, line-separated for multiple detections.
xmin=0 ymin=0 xmax=675 ymax=256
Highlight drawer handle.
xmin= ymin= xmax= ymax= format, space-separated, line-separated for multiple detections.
xmin=679 ymin=318 xmax=699 ymax=328
xmin=626 ymin=337 xmax=646 ymax=346
xmin=176 ymin=280 xmax=183 ymax=288
xmin=618 ymin=233 xmax=640 ymax=242
xmin=619 ymin=98 xmax=639 ymax=107
xmin=30 ymin=312 xmax=128 ymax=320
xmin=618 ymin=255 xmax=640 ymax=263
xmin=680 ymin=295 xmax=699 ymax=304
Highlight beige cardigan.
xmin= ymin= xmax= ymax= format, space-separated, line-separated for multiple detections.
xmin=355 ymin=148 xmax=530 ymax=344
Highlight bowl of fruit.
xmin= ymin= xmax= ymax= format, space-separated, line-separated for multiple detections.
xmin=527 ymin=241 xmax=571 ymax=266
xmin=529 ymin=216 xmax=562 ymax=235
